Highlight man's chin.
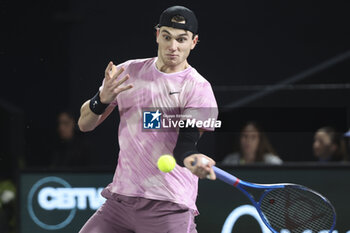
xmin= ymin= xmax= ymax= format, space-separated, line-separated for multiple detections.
xmin=164 ymin=58 xmax=182 ymax=66
xmin=163 ymin=62 xmax=178 ymax=68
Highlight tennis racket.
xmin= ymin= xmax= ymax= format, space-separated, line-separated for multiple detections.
xmin=195 ymin=158 xmax=336 ymax=233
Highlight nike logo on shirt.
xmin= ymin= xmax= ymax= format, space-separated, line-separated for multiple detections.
xmin=169 ymin=91 xmax=180 ymax=95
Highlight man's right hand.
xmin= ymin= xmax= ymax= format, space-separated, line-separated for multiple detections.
xmin=184 ymin=154 xmax=216 ymax=180
xmin=100 ymin=61 xmax=133 ymax=104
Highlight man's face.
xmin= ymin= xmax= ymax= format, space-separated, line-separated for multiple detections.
xmin=156 ymin=26 xmax=198 ymax=67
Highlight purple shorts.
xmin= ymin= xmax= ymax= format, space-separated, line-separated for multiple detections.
xmin=79 ymin=189 xmax=197 ymax=233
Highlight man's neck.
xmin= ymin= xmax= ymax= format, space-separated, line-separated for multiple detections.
xmin=155 ymin=57 xmax=189 ymax=74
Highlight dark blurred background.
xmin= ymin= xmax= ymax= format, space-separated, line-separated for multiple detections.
xmin=1 ymin=0 xmax=350 ymax=232
xmin=1 ymin=0 xmax=350 ymax=176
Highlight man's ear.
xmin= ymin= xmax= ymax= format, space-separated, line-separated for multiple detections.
xmin=191 ymin=35 xmax=199 ymax=50
xmin=156 ymin=28 xmax=160 ymax=43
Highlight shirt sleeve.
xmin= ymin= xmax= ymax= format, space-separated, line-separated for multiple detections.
xmin=98 ymin=60 xmax=131 ymax=107
xmin=182 ymin=80 xmax=219 ymax=131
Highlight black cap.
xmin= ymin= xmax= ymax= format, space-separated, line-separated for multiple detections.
xmin=158 ymin=6 xmax=198 ymax=35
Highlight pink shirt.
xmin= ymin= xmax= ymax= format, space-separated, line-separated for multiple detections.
xmin=102 ymin=57 xmax=218 ymax=213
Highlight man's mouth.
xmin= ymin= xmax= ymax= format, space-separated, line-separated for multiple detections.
xmin=166 ymin=54 xmax=178 ymax=58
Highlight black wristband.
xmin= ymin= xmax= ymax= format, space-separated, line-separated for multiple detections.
xmin=89 ymin=91 xmax=109 ymax=115
xmin=173 ymin=125 xmax=200 ymax=167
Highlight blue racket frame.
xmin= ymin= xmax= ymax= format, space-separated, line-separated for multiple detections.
xmin=212 ymin=166 xmax=336 ymax=233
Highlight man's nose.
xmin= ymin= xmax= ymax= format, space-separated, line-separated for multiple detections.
xmin=169 ymin=39 xmax=177 ymax=51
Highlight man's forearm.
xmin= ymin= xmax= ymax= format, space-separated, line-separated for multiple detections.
xmin=78 ymin=100 xmax=116 ymax=132
xmin=78 ymin=100 xmax=100 ymax=132
xmin=78 ymin=61 xmax=131 ymax=132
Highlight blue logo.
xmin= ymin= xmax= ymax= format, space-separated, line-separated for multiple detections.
xmin=143 ymin=110 xmax=162 ymax=129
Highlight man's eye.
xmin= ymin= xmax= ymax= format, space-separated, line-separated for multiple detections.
xmin=177 ymin=38 xmax=186 ymax=43
xmin=163 ymin=35 xmax=171 ymax=40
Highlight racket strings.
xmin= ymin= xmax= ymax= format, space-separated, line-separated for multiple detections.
xmin=259 ymin=186 xmax=335 ymax=233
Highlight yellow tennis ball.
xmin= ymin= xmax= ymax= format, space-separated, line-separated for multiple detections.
xmin=157 ymin=155 xmax=176 ymax=173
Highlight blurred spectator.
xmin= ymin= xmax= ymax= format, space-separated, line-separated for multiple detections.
xmin=313 ymin=126 xmax=347 ymax=162
xmin=49 ymin=111 xmax=93 ymax=169
xmin=345 ymin=129 xmax=350 ymax=137
xmin=0 ymin=180 xmax=15 ymax=233
xmin=345 ymin=129 xmax=350 ymax=159
xmin=221 ymin=121 xmax=282 ymax=165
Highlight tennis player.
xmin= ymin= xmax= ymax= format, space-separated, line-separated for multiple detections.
xmin=78 ymin=6 xmax=218 ymax=233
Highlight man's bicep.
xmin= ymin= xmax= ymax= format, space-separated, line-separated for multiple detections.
xmin=183 ymin=82 xmax=218 ymax=128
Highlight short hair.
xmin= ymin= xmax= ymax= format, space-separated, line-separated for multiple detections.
xmin=171 ymin=15 xmax=186 ymax=23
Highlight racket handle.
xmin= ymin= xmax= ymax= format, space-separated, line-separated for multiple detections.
xmin=191 ymin=158 xmax=240 ymax=185
xmin=212 ymin=166 xmax=240 ymax=186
